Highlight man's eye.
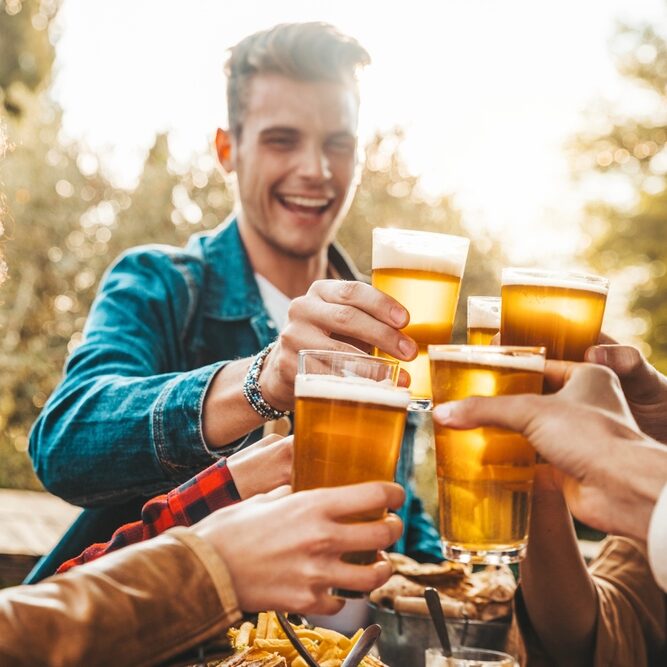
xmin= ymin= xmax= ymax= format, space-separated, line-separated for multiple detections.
xmin=328 ymin=139 xmax=355 ymax=154
xmin=266 ymin=136 xmax=295 ymax=148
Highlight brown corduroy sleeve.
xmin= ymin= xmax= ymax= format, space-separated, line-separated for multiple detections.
xmin=508 ymin=536 xmax=667 ymax=667
xmin=0 ymin=526 xmax=242 ymax=667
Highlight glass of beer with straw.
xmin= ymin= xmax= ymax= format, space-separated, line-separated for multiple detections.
xmin=467 ymin=296 xmax=501 ymax=345
xmin=293 ymin=350 xmax=410 ymax=596
xmin=500 ymin=268 xmax=609 ymax=361
xmin=429 ymin=345 xmax=546 ymax=564
xmin=372 ymin=227 xmax=470 ymax=410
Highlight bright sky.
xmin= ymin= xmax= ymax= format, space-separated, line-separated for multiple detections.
xmin=51 ymin=0 xmax=666 ymax=266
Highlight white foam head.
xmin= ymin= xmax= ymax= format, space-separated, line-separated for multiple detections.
xmin=428 ymin=345 xmax=546 ymax=373
xmin=467 ymin=297 xmax=501 ymax=329
xmin=501 ymin=268 xmax=609 ymax=295
xmin=372 ymin=227 xmax=470 ymax=276
xmin=295 ymin=374 xmax=411 ymax=409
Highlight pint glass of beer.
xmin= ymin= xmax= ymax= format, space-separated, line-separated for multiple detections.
xmin=429 ymin=345 xmax=546 ymax=564
xmin=293 ymin=350 xmax=410 ymax=594
xmin=501 ymin=268 xmax=609 ymax=360
xmin=372 ymin=227 xmax=470 ymax=409
xmin=467 ymin=296 xmax=501 ymax=345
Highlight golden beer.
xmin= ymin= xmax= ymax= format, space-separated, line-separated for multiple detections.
xmin=429 ymin=345 xmax=546 ymax=564
xmin=501 ymin=268 xmax=609 ymax=361
xmin=293 ymin=351 xmax=410 ymax=574
xmin=372 ymin=228 xmax=470 ymax=407
xmin=467 ymin=296 xmax=501 ymax=345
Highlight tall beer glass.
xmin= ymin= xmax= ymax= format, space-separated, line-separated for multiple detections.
xmin=372 ymin=227 xmax=470 ymax=409
xmin=429 ymin=345 xmax=546 ymax=564
xmin=501 ymin=268 xmax=609 ymax=361
xmin=467 ymin=296 xmax=501 ymax=345
xmin=293 ymin=350 xmax=410 ymax=594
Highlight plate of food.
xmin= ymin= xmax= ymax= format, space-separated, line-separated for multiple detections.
xmin=219 ymin=611 xmax=388 ymax=667
xmin=368 ymin=554 xmax=516 ymax=667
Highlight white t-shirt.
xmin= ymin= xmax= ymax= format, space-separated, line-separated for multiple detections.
xmin=255 ymin=273 xmax=291 ymax=332
xmin=648 ymin=483 xmax=667 ymax=592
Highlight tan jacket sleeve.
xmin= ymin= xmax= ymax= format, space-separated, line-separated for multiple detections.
xmin=0 ymin=526 xmax=242 ymax=667
xmin=588 ymin=536 xmax=666 ymax=666
xmin=509 ymin=536 xmax=667 ymax=666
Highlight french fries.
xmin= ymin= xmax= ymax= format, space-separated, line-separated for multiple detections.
xmin=226 ymin=612 xmax=386 ymax=667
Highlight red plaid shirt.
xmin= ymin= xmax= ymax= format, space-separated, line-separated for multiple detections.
xmin=57 ymin=458 xmax=240 ymax=573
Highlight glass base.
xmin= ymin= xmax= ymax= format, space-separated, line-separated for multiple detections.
xmin=408 ymin=398 xmax=432 ymax=412
xmin=443 ymin=540 xmax=526 ymax=565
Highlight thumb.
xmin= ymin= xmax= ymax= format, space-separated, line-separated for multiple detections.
xmin=586 ymin=344 xmax=661 ymax=400
xmin=433 ymin=394 xmax=545 ymax=435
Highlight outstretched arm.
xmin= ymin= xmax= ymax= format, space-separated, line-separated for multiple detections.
xmin=518 ymin=468 xmax=597 ymax=665
xmin=56 ymin=435 xmax=292 ymax=573
xmin=433 ymin=362 xmax=667 ymax=664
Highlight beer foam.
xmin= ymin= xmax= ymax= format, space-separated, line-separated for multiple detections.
xmin=467 ymin=297 xmax=501 ymax=329
xmin=501 ymin=268 xmax=609 ymax=295
xmin=295 ymin=374 xmax=411 ymax=408
xmin=372 ymin=228 xmax=469 ymax=276
xmin=428 ymin=346 xmax=545 ymax=373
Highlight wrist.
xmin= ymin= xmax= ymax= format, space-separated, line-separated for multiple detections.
xmin=258 ymin=369 xmax=289 ymax=413
xmin=243 ymin=343 xmax=291 ymax=419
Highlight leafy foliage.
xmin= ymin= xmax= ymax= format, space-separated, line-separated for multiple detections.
xmin=572 ymin=11 xmax=667 ymax=370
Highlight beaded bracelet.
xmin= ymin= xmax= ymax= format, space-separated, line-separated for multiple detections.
xmin=242 ymin=341 xmax=291 ymax=421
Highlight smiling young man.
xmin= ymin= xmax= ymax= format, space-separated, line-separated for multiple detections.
xmin=28 ymin=22 xmax=442 ymax=580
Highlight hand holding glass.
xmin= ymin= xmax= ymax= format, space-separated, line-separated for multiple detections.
xmin=372 ymin=227 xmax=470 ymax=408
xmin=292 ymin=350 xmax=410 ymax=595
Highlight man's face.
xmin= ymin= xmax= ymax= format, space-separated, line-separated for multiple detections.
xmin=225 ymin=73 xmax=359 ymax=259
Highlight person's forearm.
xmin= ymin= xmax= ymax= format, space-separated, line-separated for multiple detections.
xmin=0 ymin=529 xmax=241 ymax=667
xmin=520 ymin=487 xmax=597 ymax=667
xmin=31 ymin=361 xmax=228 ymax=506
xmin=202 ymin=357 xmax=267 ymax=447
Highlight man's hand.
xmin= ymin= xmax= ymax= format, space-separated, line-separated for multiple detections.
xmin=586 ymin=341 xmax=667 ymax=444
xmin=259 ymin=280 xmax=417 ymax=411
xmin=433 ymin=363 xmax=666 ymax=539
xmin=226 ymin=434 xmax=293 ymax=500
xmin=193 ymin=481 xmax=405 ymax=614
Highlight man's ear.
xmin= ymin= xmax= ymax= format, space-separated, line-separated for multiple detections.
xmin=215 ymin=128 xmax=234 ymax=172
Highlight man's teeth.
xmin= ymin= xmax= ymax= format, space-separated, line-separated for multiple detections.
xmin=281 ymin=195 xmax=330 ymax=208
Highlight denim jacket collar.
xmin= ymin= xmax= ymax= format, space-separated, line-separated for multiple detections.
xmin=195 ymin=216 xmax=362 ymax=322
xmin=198 ymin=217 xmax=264 ymax=321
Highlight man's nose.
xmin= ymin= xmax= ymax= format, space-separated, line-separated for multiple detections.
xmin=297 ymin=144 xmax=332 ymax=181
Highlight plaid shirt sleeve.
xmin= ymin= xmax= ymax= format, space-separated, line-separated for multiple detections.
xmin=56 ymin=458 xmax=241 ymax=574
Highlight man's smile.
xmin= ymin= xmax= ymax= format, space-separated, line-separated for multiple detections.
xmin=275 ymin=193 xmax=334 ymax=216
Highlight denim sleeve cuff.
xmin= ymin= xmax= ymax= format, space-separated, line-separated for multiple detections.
xmin=151 ymin=362 xmax=230 ymax=477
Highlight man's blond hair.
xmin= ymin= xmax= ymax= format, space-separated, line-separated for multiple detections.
xmin=225 ymin=22 xmax=370 ymax=137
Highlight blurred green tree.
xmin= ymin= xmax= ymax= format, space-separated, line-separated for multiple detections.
xmin=0 ymin=0 xmax=58 ymax=115
xmin=572 ymin=12 xmax=667 ymax=371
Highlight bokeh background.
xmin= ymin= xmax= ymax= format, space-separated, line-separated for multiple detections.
xmin=2 ymin=0 xmax=667 ymax=498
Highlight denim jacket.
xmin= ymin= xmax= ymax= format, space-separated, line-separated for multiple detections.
xmin=29 ymin=217 xmax=442 ymax=561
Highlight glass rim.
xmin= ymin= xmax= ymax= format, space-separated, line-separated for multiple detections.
xmin=372 ymin=227 xmax=470 ymax=275
xmin=425 ymin=646 xmax=517 ymax=660
xmin=501 ymin=267 xmax=609 ymax=293
xmin=372 ymin=226 xmax=470 ymax=245
xmin=428 ymin=344 xmax=546 ymax=356
xmin=297 ymin=349 xmax=399 ymax=368
xmin=428 ymin=344 xmax=546 ymax=371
